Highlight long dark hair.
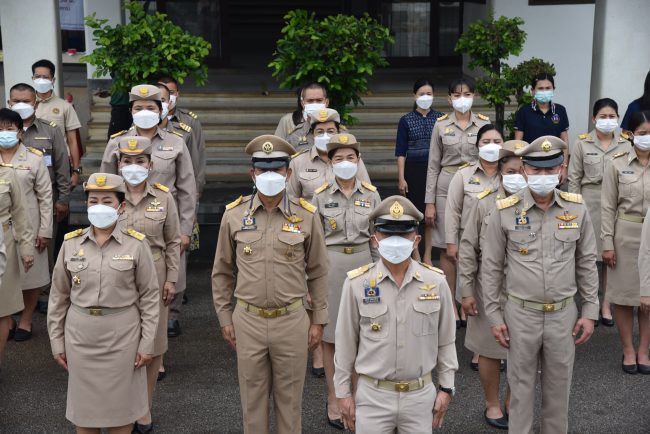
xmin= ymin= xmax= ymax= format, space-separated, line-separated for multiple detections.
xmin=638 ymin=70 xmax=650 ymax=111
xmin=448 ymin=77 xmax=475 ymax=94
xmin=628 ymin=110 xmax=650 ymax=134
xmin=412 ymin=78 xmax=434 ymax=111
xmin=476 ymin=123 xmax=501 ymax=147
xmin=291 ymin=82 xmax=328 ymax=125
xmin=531 ymin=73 xmax=555 ymax=89
xmin=592 ymin=98 xmax=619 ymax=117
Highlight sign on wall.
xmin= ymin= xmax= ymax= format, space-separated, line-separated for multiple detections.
xmin=59 ymin=0 xmax=84 ymax=31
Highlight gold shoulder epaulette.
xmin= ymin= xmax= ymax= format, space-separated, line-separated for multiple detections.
xmin=361 ymin=181 xmax=377 ymax=192
xmin=179 ymin=122 xmax=192 ymax=132
xmin=477 ymin=113 xmax=490 ymax=121
xmin=291 ymin=149 xmax=308 ymax=159
xmin=110 ymin=130 xmax=127 ymax=139
xmin=496 ymin=195 xmax=520 ymax=210
xmin=49 ymin=120 xmax=57 ymax=127
xmin=153 ymin=182 xmax=169 ymax=192
xmin=0 ymin=162 xmax=14 ymax=168
xmin=299 ymin=197 xmax=316 ymax=214
xmin=64 ymin=228 xmax=83 ymax=241
xmin=27 ymin=147 xmax=43 ymax=157
xmin=620 ymin=131 xmax=630 ymax=140
xmin=559 ymin=191 xmax=583 ymax=204
xmin=127 ymin=227 xmax=146 ymax=241
xmin=169 ymin=130 xmax=183 ymax=138
xmin=613 ymin=151 xmax=627 ymax=159
xmin=347 ymin=263 xmax=371 ymax=279
xmin=579 ymin=133 xmax=589 ymax=140
xmin=437 ymin=113 xmax=449 ymax=121
xmin=419 ymin=262 xmax=444 ymax=274
xmin=226 ymin=195 xmax=243 ymax=210
xmin=477 ymin=188 xmax=493 ymax=200
xmin=459 ymin=162 xmax=471 ymax=170
xmin=188 ymin=111 xmax=198 ymax=119
xmin=314 ymin=183 xmax=329 ymax=195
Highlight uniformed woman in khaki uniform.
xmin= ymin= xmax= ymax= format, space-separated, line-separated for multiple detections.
xmin=312 ymin=133 xmax=380 ymax=429
xmin=602 ymin=110 xmax=650 ymax=374
xmin=275 ymin=82 xmax=329 ymax=151
xmin=569 ymin=98 xmax=631 ymax=326
xmin=116 ymin=136 xmax=181 ymax=433
xmin=0 ymin=108 xmax=34 ymax=370
xmin=0 ymin=108 xmax=52 ymax=341
xmin=424 ymin=77 xmax=490 ymax=324
xmin=47 ymin=173 xmax=159 ymax=434
xmin=458 ymin=140 xmax=526 ymax=430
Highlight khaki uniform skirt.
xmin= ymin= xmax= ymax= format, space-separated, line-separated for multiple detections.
xmin=606 ymin=218 xmax=641 ymax=306
xmin=322 ymin=249 xmax=372 ymax=343
xmin=19 ymin=208 xmax=50 ymax=290
xmin=152 ymin=254 xmax=169 ymax=356
xmin=0 ymin=226 xmax=24 ymax=317
xmin=464 ymin=267 xmax=507 ymax=360
xmin=432 ymin=169 xmax=455 ymax=249
xmin=581 ymin=184 xmax=603 ymax=254
xmin=65 ymin=304 xmax=148 ymax=427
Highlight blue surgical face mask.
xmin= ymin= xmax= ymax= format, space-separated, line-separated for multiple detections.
xmin=0 ymin=131 xmax=19 ymax=149
xmin=534 ymin=90 xmax=554 ymax=104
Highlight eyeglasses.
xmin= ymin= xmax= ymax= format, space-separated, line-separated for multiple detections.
xmin=315 ymin=129 xmax=337 ymax=136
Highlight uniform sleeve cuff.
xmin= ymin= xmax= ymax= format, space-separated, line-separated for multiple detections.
xmin=166 ymin=270 xmax=178 ymax=283
xmin=602 ymin=237 xmax=614 ymax=251
xmin=436 ymin=371 xmax=455 ymax=389
xmin=580 ymin=302 xmax=599 ymax=321
xmin=334 ymin=384 xmax=353 ymax=399
xmin=310 ymin=308 xmax=329 ymax=325
xmin=138 ymin=339 xmax=154 ymax=355
xmin=217 ymin=311 xmax=233 ymax=327
xmin=51 ymin=338 xmax=65 ymax=355
xmin=487 ymin=313 xmax=505 ymax=328
xmin=20 ymin=245 xmax=36 ymax=257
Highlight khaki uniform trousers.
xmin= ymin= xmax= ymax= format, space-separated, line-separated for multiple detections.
xmin=504 ymin=299 xmax=578 ymax=434
xmin=169 ymin=250 xmax=187 ymax=320
xmin=232 ymin=303 xmax=310 ymax=434
xmin=355 ymin=379 xmax=436 ymax=434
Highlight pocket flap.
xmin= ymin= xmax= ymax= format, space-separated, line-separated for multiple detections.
xmin=235 ymin=231 xmax=263 ymax=244
xmin=509 ymin=231 xmax=535 ymax=244
xmin=413 ymin=299 xmax=441 ymax=314
xmin=299 ymin=170 xmax=320 ymax=181
xmin=109 ymin=260 xmax=134 ymax=271
xmin=359 ymin=302 xmax=388 ymax=318
xmin=277 ymin=231 xmax=304 ymax=245
xmin=555 ymin=230 xmax=580 ymax=242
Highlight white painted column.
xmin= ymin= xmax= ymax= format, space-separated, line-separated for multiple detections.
xmin=589 ymin=0 xmax=650 ymax=121
xmin=82 ymin=0 xmax=124 ymax=79
xmin=0 ymin=0 xmax=63 ymax=98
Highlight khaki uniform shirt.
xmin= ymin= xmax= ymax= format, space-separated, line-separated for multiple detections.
xmin=212 ymin=193 xmax=329 ymax=327
xmin=568 ymin=130 xmax=631 ymax=192
xmin=101 ymin=127 xmax=197 ymax=236
xmin=120 ymin=183 xmax=181 ymax=283
xmin=638 ymin=207 xmax=650 ymax=296
xmin=481 ymin=188 xmax=599 ymax=326
xmin=333 ymin=260 xmax=458 ymax=398
xmin=35 ymin=94 xmax=82 ymax=138
xmin=458 ymin=186 xmax=506 ymax=299
xmin=8 ymin=144 xmax=53 ymax=239
xmin=170 ymin=109 xmax=206 ymax=196
xmin=287 ymin=146 xmax=371 ymax=201
xmin=424 ymin=112 xmax=490 ymax=203
xmin=22 ymin=118 xmax=71 ymax=204
xmin=445 ymin=162 xmax=500 ymax=244
xmin=0 ymin=229 xmax=6 ymax=284
xmin=601 ymin=150 xmax=650 ymax=251
xmin=48 ymin=225 xmax=160 ymax=355
xmin=275 ymin=113 xmax=312 ymax=151
xmin=0 ymin=164 xmax=34 ymax=256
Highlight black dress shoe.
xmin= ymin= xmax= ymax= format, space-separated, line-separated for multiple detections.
xmin=484 ymin=409 xmax=508 ymax=430
xmin=326 ymin=403 xmax=344 ymax=430
xmin=637 ymin=356 xmax=650 ymax=375
xmin=132 ymin=422 xmax=153 ymax=433
xmin=182 ymin=294 xmax=188 ymax=305
xmin=13 ymin=327 xmax=32 ymax=342
xmin=7 ymin=319 xmax=16 ymax=341
xmin=460 ymin=319 xmax=467 ymax=328
xmin=456 ymin=320 xmax=461 ymax=330
xmin=157 ymin=370 xmax=167 ymax=382
xmin=622 ymin=355 xmax=638 ymax=374
xmin=600 ymin=316 xmax=615 ymax=327
xmin=470 ymin=361 xmax=479 ymax=371
xmin=167 ymin=320 xmax=181 ymax=338
xmin=311 ymin=367 xmax=325 ymax=378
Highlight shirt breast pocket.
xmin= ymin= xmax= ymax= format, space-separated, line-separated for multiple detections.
xmin=353 ymin=206 xmax=372 ymax=235
xmin=507 ymin=231 xmax=538 ymax=261
xmin=275 ymin=232 xmax=305 ymax=263
xmin=66 ymin=260 xmax=89 ymax=290
xmin=583 ymin=156 xmax=602 ymax=179
xmin=153 ymin=151 xmax=177 ymax=175
xmin=235 ymin=231 xmax=263 ymax=262
xmin=618 ymin=172 xmax=640 ymax=198
xmin=359 ymin=303 xmax=389 ymax=340
xmin=299 ymin=170 xmax=320 ymax=181
xmin=109 ymin=260 xmax=134 ymax=272
xmin=411 ymin=300 xmax=440 ymax=336
xmin=144 ymin=212 xmax=166 ymax=237
xmin=554 ymin=230 xmax=580 ymax=261
xmin=322 ymin=208 xmax=344 ymax=235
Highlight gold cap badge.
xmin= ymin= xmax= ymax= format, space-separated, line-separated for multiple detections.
xmin=515 ymin=142 xmax=525 ymax=149
xmin=262 ymin=141 xmax=274 ymax=154
xmin=318 ymin=109 xmax=328 ymax=122
xmin=541 ymin=139 xmax=552 ymax=152
xmin=340 ymin=134 xmax=349 ymax=144
xmin=390 ymin=201 xmax=404 ymax=219
xmin=139 ymin=87 xmax=149 ymax=96
xmin=127 ymin=138 xmax=138 ymax=150
xmin=96 ymin=175 xmax=106 ymax=187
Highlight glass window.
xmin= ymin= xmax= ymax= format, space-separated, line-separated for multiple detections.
xmin=381 ymin=1 xmax=431 ymax=57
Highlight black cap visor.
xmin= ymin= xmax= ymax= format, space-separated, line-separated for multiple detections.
xmin=522 ymin=152 xmax=564 ymax=168
xmin=252 ymin=157 xmax=289 ymax=169
xmin=374 ymin=218 xmax=419 ymax=234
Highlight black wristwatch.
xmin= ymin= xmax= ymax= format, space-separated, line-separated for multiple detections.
xmin=438 ymin=385 xmax=456 ymax=397
xmin=72 ymin=167 xmax=83 ymax=175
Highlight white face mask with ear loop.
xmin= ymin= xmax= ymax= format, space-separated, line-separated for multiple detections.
xmin=254 ymin=171 xmax=287 ymax=197
xmin=87 ymin=204 xmax=119 ymax=229
xmin=376 ymin=235 xmax=415 ymax=264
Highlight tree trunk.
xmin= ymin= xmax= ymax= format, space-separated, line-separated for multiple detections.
xmin=496 ymin=103 xmax=505 ymax=135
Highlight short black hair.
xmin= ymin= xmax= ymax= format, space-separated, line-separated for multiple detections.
xmin=592 ymin=98 xmax=619 ymax=117
xmin=119 ymin=153 xmax=151 ymax=163
xmin=476 ymin=124 xmax=502 ymax=144
xmin=413 ymin=78 xmax=434 ymax=94
xmin=155 ymin=82 xmax=171 ymax=95
xmin=0 ymin=107 xmax=23 ymax=130
xmin=309 ymin=121 xmax=341 ymax=134
xmin=129 ymin=100 xmax=163 ymax=112
xmin=32 ymin=59 xmax=56 ymax=77
xmin=532 ymin=73 xmax=555 ymax=89
xmin=628 ymin=110 xmax=650 ymax=134
xmin=10 ymin=82 xmax=36 ymax=96
xmin=328 ymin=147 xmax=360 ymax=161
xmin=448 ymin=77 xmax=475 ymax=94
xmin=84 ymin=191 xmax=126 ymax=203
xmin=157 ymin=76 xmax=178 ymax=87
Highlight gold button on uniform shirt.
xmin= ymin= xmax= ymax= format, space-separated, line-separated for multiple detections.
xmin=334 ymin=260 xmax=458 ymax=398
xmin=212 ymin=193 xmax=329 ymax=326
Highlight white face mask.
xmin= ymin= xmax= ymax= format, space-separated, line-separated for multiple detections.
xmin=332 ymin=161 xmax=358 ymax=180
xmin=502 ymin=173 xmax=527 ymax=194
xmin=255 ymin=171 xmax=286 ymax=197
xmin=634 ymin=135 xmax=650 ymax=151
xmin=169 ymin=94 xmax=177 ymax=106
xmin=120 ymin=164 xmax=149 ymax=186
xmin=87 ymin=204 xmax=119 ymax=229
xmin=478 ymin=143 xmax=502 ymax=162
xmin=415 ymin=95 xmax=433 ymax=110
xmin=161 ymin=102 xmax=170 ymax=120
xmin=595 ymin=118 xmax=618 ymax=134
xmin=33 ymin=78 xmax=53 ymax=93
xmin=526 ymin=173 xmax=559 ymax=195
xmin=314 ymin=133 xmax=331 ymax=151
xmin=452 ymin=96 xmax=473 ymax=114
xmin=377 ymin=235 xmax=415 ymax=265
xmin=133 ymin=110 xmax=160 ymax=129
xmin=303 ymin=103 xmax=326 ymax=120
xmin=11 ymin=102 xmax=35 ymax=120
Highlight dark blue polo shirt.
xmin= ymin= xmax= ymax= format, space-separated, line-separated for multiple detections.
xmin=514 ymin=102 xmax=569 ymax=143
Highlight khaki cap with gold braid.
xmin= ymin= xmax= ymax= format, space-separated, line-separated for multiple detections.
xmin=83 ymin=173 xmax=125 ymax=193
xmin=308 ymin=108 xmax=340 ymax=126
xmin=245 ymin=134 xmax=296 ymax=169
xmin=370 ymin=195 xmax=423 ymax=234
xmin=117 ymin=136 xmax=152 ymax=155
xmin=129 ymin=84 xmax=162 ymax=102
xmin=327 ymin=133 xmax=360 ymax=157
xmin=515 ymin=135 xmax=567 ymax=168
xmin=499 ymin=139 xmax=528 ymax=159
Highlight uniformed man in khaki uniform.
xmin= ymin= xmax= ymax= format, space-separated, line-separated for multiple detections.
xmin=275 ymin=82 xmax=329 ymax=151
xmin=482 ymin=136 xmax=599 ymax=434
xmin=334 ymin=195 xmax=458 ymax=433
xmin=212 ymin=135 xmax=329 ymax=434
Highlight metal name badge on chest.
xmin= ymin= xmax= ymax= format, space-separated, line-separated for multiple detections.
xmin=363 ymin=279 xmax=381 ymax=304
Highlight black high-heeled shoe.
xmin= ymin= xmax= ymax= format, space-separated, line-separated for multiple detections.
xmin=132 ymin=421 xmax=153 ymax=433
xmin=622 ymin=355 xmax=638 ymax=375
xmin=484 ymin=409 xmax=508 ymax=430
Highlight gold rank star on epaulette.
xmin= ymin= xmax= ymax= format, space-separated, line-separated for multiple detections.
xmin=559 ymin=191 xmax=583 ymax=204
xmin=110 ymin=130 xmax=128 ymax=139
xmin=347 ymin=263 xmax=373 ymax=279
xmin=127 ymin=227 xmax=146 ymax=241
xmin=437 ymin=113 xmax=449 ymax=121
xmin=179 ymin=122 xmax=192 ymax=132
xmin=497 ymin=195 xmax=520 ymax=210
xmin=579 ymin=133 xmax=589 ymax=140
xmin=314 ymin=183 xmax=329 ymax=195
xmin=419 ymin=262 xmax=444 ymax=274
xmin=27 ymin=147 xmax=43 ymax=157
xmin=361 ymin=181 xmax=377 ymax=192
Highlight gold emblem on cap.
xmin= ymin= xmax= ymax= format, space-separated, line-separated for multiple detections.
xmin=390 ymin=201 xmax=404 ymax=219
xmin=541 ymin=139 xmax=552 ymax=152
xmin=340 ymin=135 xmax=349 ymax=144
xmin=318 ymin=109 xmax=328 ymax=122
xmin=139 ymin=87 xmax=149 ymax=96
xmin=515 ymin=142 xmax=525 ymax=149
xmin=127 ymin=138 xmax=138 ymax=150
xmin=262 ymin=141 xmax=274 ymax=154
xmin=96 ymin=175 xmax=107 ymax=187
